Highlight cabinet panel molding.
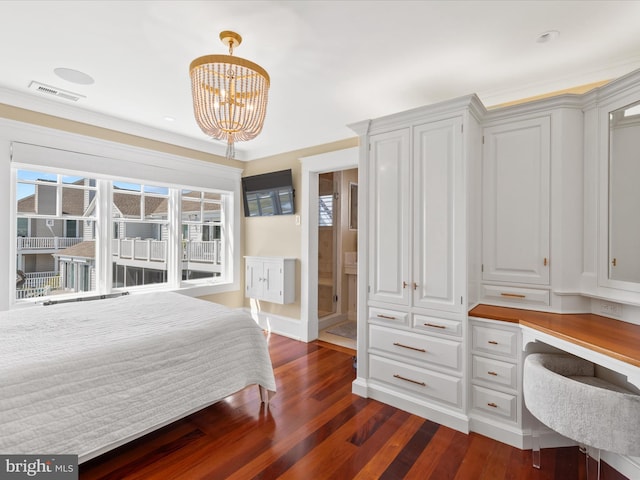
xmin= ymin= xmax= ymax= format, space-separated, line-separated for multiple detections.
xmin=482 ymin=116 xmax=551 ymax=286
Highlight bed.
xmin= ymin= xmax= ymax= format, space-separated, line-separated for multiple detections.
xmin=0 ymin=291 xmax=276 ymax=462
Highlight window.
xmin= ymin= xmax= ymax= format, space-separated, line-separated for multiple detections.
xmin=318 ymin=194 xmax=334 ymax=227
xmin=13 ymin=162 xmax=236 ymax=302
xmin=181 ymin=190 xmax=223 ymax=281
xmin=111 ymin=182 xmax=169 ymax=289
xmin=17 ymin=218 xmax=28 ymax=237
xmin=16 ymin=169 xmax=97 ymax=299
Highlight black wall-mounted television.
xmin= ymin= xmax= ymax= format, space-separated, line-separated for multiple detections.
xmin=241 ymin=169 xmax=295 ymax=217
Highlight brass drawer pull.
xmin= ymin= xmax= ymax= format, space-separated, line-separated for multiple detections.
xmin=487 ymin=371 xmax=498 ymax=376
xmin=393 ymin=374 xmax=426 ymax=386
xmin=487 ymin=402 xmax=498 ymax=408
xmin=377 ymin=314 xmax=396 ymax=320
xmin=500 ymin=292 xmax=526 ymax=298
xmin=424 ymin=322 xmax=446 ymax=329
xmin=393 ymin=342 xmax=426 ymax=353
xmin=488 ymin=340 xmax=499 ymax=345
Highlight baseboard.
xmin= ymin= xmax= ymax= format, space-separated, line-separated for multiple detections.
xmin=469 ymin=415 xmax=528 ymax=449
xmin=244 ymin=308 xmax=302 ymax=341
xmin=469 ymin=415 xmax=575 ymax=450
xmin=358 ymin=381 xmax=470 ymax=434
xmin=352 ymin=377 xmax=369 ymax=397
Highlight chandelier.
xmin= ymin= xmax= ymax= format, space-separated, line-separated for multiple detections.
xmin=190 ymin=31 xmax=270 ymax=159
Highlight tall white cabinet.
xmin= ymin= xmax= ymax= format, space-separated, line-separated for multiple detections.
xmin=351 ymin=96 xmax=484 ymax=432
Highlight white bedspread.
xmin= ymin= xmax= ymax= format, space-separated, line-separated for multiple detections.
xmin=0 ymin=291 xmax=276 ymax=462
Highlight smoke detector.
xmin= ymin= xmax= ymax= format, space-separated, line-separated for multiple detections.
xmin=28 ymin=81 xmax=85 ymax=102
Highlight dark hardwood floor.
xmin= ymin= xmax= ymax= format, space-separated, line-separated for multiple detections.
xmin=80 ymin=334 xmax=627 ymax=479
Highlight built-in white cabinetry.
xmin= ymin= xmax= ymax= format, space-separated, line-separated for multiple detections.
xmin=351 ymin=96 xmax=484 ymax=433
xmin=468 ymin=317 xmax=524 ymax=447
xmin=244 ymin=256 xmax=295 ymax=304
xmin=348 ymin=68 xmax=640 ymax=480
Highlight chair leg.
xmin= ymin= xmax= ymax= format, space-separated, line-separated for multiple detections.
xmin=532 ymin=429 xmax=541 ymax=469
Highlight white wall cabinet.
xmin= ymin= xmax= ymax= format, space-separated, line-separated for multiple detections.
xmin=245 ymin=256 xmax=295 ymax=304
xmin=482 ymin=116 xmax=551 ymax=287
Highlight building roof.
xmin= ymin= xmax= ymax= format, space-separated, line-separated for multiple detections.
xmin=17 ymin=180 xmax=88 ymax=216
xmin=18 ymin=182 xmax=220 ymax=219
xmin=113 ymin=191 xmax=168 ymax=218
xmin=53 ymin=240 xmax=95 ymax=259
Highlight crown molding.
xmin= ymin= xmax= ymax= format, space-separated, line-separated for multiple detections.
xmin=0 ymin=86 xmax=251 ymax=161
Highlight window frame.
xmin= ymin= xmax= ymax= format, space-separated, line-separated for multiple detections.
xmin=4 ymin=121 xmax=242 ymax=309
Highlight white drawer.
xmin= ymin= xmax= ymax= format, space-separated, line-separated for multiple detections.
xmin=370 ymin=355 xmax=462 ymax=408
xmin=370 ymin=325 xmax=461 ymax=370
xmin=369 ymin=306 xmax=408 ymax=326
xmin=472 ymin=355 xmax=517 ymax=390
xmin=412 ymin=314 xmax=462 ymax=337
xmin=471 ymin=385 xmax=517 ymax=422
xmin=482 ymin=284 xmax=550 ymax=307
xmin=471 ymin=324 xmax=518 ymax=358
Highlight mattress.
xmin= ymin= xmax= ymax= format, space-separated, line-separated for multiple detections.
xmin=0 ymin=291 xmax=276 ymax=462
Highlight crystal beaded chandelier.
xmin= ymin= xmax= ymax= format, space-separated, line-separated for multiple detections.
xmin=190 ymin=31 xmax=270 ymax=159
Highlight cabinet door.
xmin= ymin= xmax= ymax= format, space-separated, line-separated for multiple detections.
xmin=482 ymin=117 xmax=550 ymax=285
xmin=245 ymin=259 xmax=263 ymax=298
xmin=368 ymin=129 xmax=411 ymax=306
xmin=413 ymin=118 xmax=463 ymax=312
xmin=262 ymin=260 xmax=284 ymax=303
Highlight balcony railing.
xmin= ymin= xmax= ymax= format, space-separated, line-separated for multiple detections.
xmin=184 ymin=240 xmax=221 ymax=264
xmin=16 ymin=285 xmax=51 ymax=300
xmin=17 ymin=237 xmax=83 ymax=250
xmin=23 ymin=273 xmax=62 ymax=290
xmin=113 ymin=238 xmax=166 ymax=262
xmin=110 ymin=238 xmax=221 ymax=265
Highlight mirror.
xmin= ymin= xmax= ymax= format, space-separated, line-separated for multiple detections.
xmin=609 ymin=100 xmax=640 ymax=282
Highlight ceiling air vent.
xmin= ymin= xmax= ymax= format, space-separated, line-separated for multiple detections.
xmin=28 ymin=81 xmax=85 ymax=102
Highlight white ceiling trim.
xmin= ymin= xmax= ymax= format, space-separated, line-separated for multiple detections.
xmin=0 ymin=86 xmax=251 ymax=161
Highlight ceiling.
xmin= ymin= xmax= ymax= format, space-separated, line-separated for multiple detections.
xmin=1 ymin=1 xmax=640 ymax=161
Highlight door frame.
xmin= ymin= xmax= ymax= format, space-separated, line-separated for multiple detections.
xmin=300 ymin=147 xmax=358 ymax=342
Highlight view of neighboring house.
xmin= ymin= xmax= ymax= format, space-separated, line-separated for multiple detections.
xmin=16 ymin=174 xmax=223 ymax=300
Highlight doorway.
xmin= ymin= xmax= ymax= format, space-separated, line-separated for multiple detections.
xmin=316 ymin=169 xmax=358 ymax=350
xmin=300 ymin=147 xmax=359 ymax=346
